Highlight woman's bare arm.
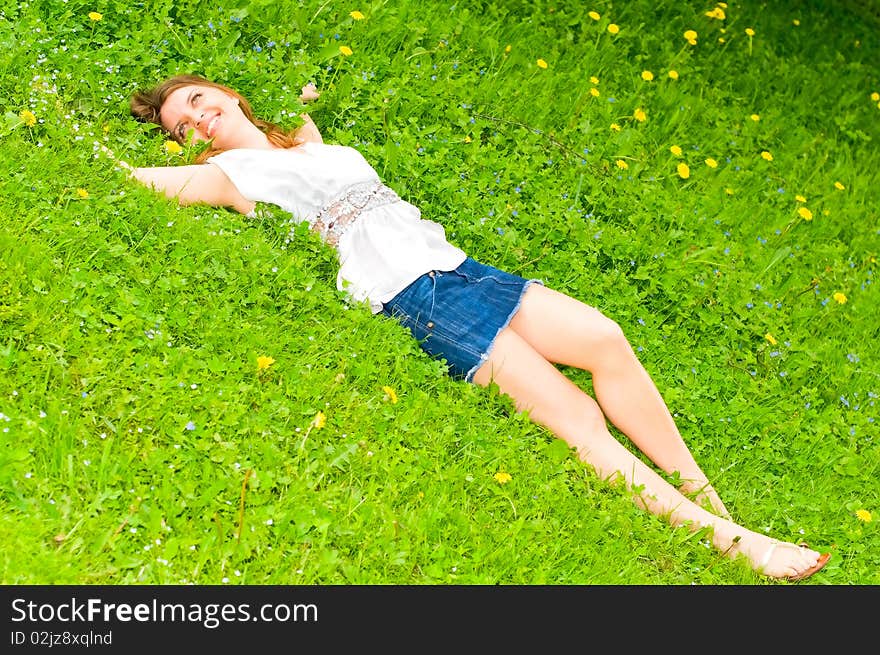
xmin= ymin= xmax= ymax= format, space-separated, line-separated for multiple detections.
xmin=132 ymin=164 xmax=255 ymax=214
xmin=295 ymin=83 xmax=323 ymax=144
xmin=99 ymin=143 xmax=253 ymax=214
xmin=294 ymin=113 xmax=323 ymax=144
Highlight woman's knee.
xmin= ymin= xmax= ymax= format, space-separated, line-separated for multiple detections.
xmin=574 ymin=309 xmax=630 ymax=362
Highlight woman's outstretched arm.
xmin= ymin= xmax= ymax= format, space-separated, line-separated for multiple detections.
xmin=99 ymin=144 xmax=254 ymax=214
xmin=130 ymin=163 xmax=255 ymax=214
xmin=294 ymin=83 xmax=323 ymax=144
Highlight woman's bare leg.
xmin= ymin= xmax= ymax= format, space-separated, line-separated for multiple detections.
xmin=472 ymin=327 xmax=825 ymax=579
xmin=510 ymin=285 xmax=729 ymax=517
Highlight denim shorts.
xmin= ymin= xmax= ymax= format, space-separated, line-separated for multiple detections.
xmin=381 ymin=257 xmax=543 ymax=382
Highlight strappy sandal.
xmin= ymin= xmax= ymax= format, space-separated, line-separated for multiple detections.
xmin=759 ymin=541 xmax=831 ymax=581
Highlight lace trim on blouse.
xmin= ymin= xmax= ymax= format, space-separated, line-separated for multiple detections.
xmin=287 ymin=180 xmax=402 ymax=248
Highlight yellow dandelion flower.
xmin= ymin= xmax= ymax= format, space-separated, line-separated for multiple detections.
xmin=382 ymin=385 xmax=398 ymax=403
xmin=718 ymin=2 xmax=728 ymax=7
xmin=832 ymin=292 xmax=847 ymax=304
xmin=677 ymin=162 xmax=690 ymax=179
xmin=464 ymin=134 xmax=472 ymax=143
xmin=750 ymin=113 xmax=760 ymax=121
xmin=494 ymin=471 xmax=512 ymax=484
xmin=834 ymin=181 xmax=845 ymax=190
xmin=615 ymin=159 xmax=629 ymax=169
xmin=871 ymin=92 xmax=880 ymax=102
xmin=588 ymin=11 xmax=601 ymax=21
xmin=670 ymin=144 xmax=683 ymax=157
xmin=349 ymin=10 xmax=365 ymax=20
xmin=633 ymin=107 xmax=646 ymax=122
xmin=856 ymin=509 xmax=872 ymax=522
xmin=76 ymin=188 xmax=89 ymax=198
xmin=793 ymin=19 xmax=800 ymax=26
xmin=718 ymin=37 xmax=726 ymax=44
xmin=536 ymin=58 xmax=548 ymax=69
xmin=505 ymin=44 xmax=512 ymax=53
xmin=705 ymin=158 xmax=718 ymax=168
xmin=798 ymin=207 xmax=813 ymax=220
xmin=164 ymin=140 xmax=183 ymax=154
xmin=745 ymin=27 xmax=755 ymax=36
xmin=88 ymin=11 xmax=102 ymax=21
xmin=765 ymin=333 xmax=777 ymax=345
xmin=590 ymin=87 xmax=600 ymax=97
xmin=608 ymin=23 xmax=620 ymax=35
xmin=795 ymin=194 xmax=807 ymax=202
xmin=725 ymin=187 xmax=734 ymax=195
xmin=705 ymin=7 xmax=726 ymax=20
xmin=610 ymin=123 xmax=621 ymax=131
xmin=256 ymin=355 xmax=275 ymax=371
xmin=668 ymin=70 xmax=679 ymax=80
xmin=590 ymin=76 xmax=599 ymax=84
xmin=339 ymin=45 xmax=353 ymax=56
xmin=312 ymin=411 xmax=327 ymax=429
xmin=641 ymin=70 xmax=654 ymax=81
xmin=760 ymin=150 xmax=773 ymax=161
xmin=20 ymin=109 xmax=36 ymax=127
xmin=684 ymin=30 xmax=698 ymax=44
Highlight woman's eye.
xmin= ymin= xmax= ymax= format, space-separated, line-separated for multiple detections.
xmin=192 ymin=92 xmax=202 ymax=104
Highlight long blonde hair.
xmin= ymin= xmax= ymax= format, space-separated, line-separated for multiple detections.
xmin=130 ymin=74 xmax=301 ymax=163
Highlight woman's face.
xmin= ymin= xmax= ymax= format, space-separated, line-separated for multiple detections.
xmin=159 ymin=84 xmax=245 ymax=149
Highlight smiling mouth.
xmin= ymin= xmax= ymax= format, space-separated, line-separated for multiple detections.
xmin=206 ymin=115 xmax=220 ymax=138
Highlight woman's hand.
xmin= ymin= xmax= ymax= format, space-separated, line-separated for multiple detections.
xmin=96 ymin=142 xmax=135 ymax=174
xmin=299 ymin=82 xmax=320 ymax=103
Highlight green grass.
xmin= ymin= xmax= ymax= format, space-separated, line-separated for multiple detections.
xmin=0 ymin=0 xmax=877 ymax=585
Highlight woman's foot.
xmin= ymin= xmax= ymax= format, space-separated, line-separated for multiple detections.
xmin=732 ymin=535 xmax=830 ymax=580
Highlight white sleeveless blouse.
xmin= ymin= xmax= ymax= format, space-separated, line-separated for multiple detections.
xmin=207 ymin=142 xmax=466 ymax=313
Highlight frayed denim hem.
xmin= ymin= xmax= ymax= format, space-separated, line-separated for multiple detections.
xmin=463 ymin=278 xmax=545 ymax=383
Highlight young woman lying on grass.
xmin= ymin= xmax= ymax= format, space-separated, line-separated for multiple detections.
xmin=108 ymin=73 xmax=830 ymax=581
